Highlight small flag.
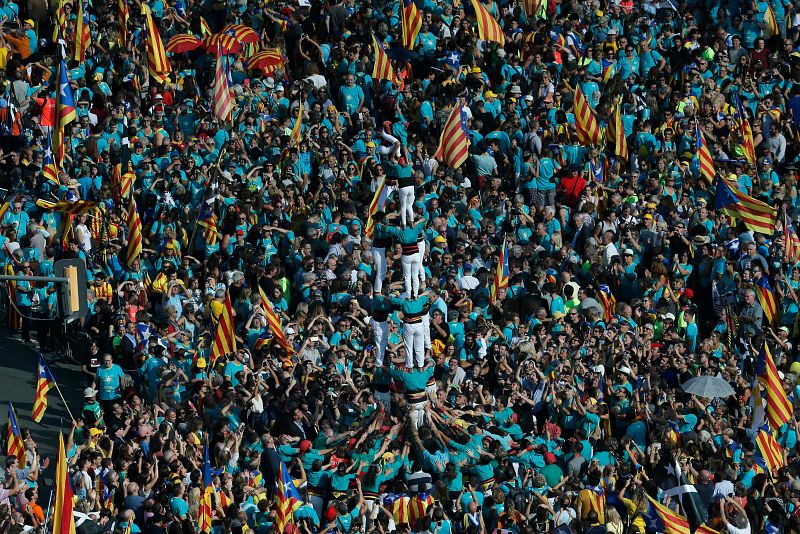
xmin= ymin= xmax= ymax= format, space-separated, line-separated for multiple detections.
xmin=574 ymin=85 xmax=602 ymax=145
xmin=126 ymin=196 xmax=143 ymax=265
xmin=641 ymin=495 xmax=691 ymax=534
xmin=490 ymin=238 xmax=509 ymax=301
xmin=196 ymin=203 xmax=220 ymax=247
xmin=434 ymin=104 xmax=470 ymax=169
xmin=756 ymin=277 xmax=778 ymax=327
xmin=32 ymin=355 xmax=56 ymax=423
xmin=73 ymin=0 xmax=91 ymax=62
xmin=210 ymin=293 xmax=236 ymax=366
xmin=53 ymin=433 xmax=76 ymax=534
xmin=521 ymin=0 xmax=543 ymax=20
xmin=401 ymin=0 xmax=422 ymax=50
xmin=42 ymin=129 xmax=59 ymax=185
xmin=596 ymin=284 xmax=616 ymax=322
xmin=765 ymin=5 xmax=779 ymax=37
xmin=715 ymin=176 xmax=777 ymax=235
xmin=198 ymin=441 xmax=213 ymax=533
xmin=785 ymin=213 xmax=800 ymax=263
xmin=55 ymin=60 xmax=76 ymax=129
xmin=258 ymin=284 xmax=294 ymax=355
xmin=607 ymin=100 xmax=627 ymax=160
xmin=757 ymin=342 xmax=793 ymax=430
xmin=756 ymin=427 xmax=785 ymax=472
xmin=144 ymin=5 xmax=172 ymax=84
xmin=290 ymin=101 xmax=303 ymax=145
xmin=470 ymin=0 xmax=506 ymax=45
xmin=372 ymin=34 xmax=399 ymax=85
xmin=696 ymin=122 xmax=716 ymax=184
xmin=364 ymin=177 xmax=386 ymax=239
xmin=6 ymin=403 xmax=25 ymax=466
xmin=213 ymin=45 xmax=234 ymax=122
xmin=275 ymin=461 xmax=303 ymax=532
xmin=118 ymin=0 xmax=129 ymax=49
xmin=733 ymin=93 xmax=756 ymax=164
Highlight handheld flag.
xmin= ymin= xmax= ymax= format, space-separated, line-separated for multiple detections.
xmin=210 ymin=292 xmax=236 ymax=366
xmin=470 ymin=0 xmax=506 ymax=45
xmin=144 ymin=5 xmax=172 ymax=84
xmin=596 ymin=284 xmax=616 ymax=322
xmin=756 ymin=277 xmax=778 ymax=327
xmin=756 ymin=427 xmax=785 ymax=472
xmin=715 ymin=176 xmax=777 ymax=235
xmin=126 ymin=196 xmax=143 ymax=265
xmin=53 ymin=433 xmax=76 ymax=534
xmin=435 ymin=104 xmax=470 ymax=169
xmin=521 ymin=0 xmax=543 ymax=21
xmin=695 ymin=122 xmax=716 ymax=183
xmin=607 ymin=100 xmax=627 ymax=160
xmin=6 ymin=403 xmax=25 ymax=466
xmin=641 ymin=495 xmax=691 ymax=534
xmin=258 ymin=283 xmax=295 ymax=355
xmin=490 ymin=238 xmax=509 ymax=301
xmin=56 ymin=60 xmax=76 ymax=128
xmin=118 ymin=0 xmax=130 ymax=49
xmin=733 ymin=93 xmax=756 ymax=164
xmin=401 ymin=0 xmax=422 ymax=50
xmin=73 ymin=0 xmax=91 ymax=62
xmin=290 ymin=101 xmax=303 ymax=145
xmin=42 ymin=129 xmax=59 ymax=185
xmin=757 ymin=342 xmax=793 ymax=430
xmin=574 ymin=85 xmax=602 ymax=145
xmin=275 ymin=461 xmax=303 ymax=532
xmin=785 ymin=213 xmax=800 ymax=263
xmin=198 ymin=440 xmax=214 ymax=533
xmin=764 ymin=5 xmax=779 ymax=37
xmin=32 ymin=355 xmax=56 ymax=423
xmin=364 ymin=176 xmax=386 ymax=239
xmin=214 ymin=45 xmax=234 ymax=122
xmin=196 ymin=203 xmax=220 ymax=248
xmin=372 ymin=34 xmax=399 ymax=85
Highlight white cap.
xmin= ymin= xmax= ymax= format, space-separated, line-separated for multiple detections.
xmin=298 ymin=0 xmax=311 ymax=6
xmin=663 ymin=312 xmax=676 ymax=321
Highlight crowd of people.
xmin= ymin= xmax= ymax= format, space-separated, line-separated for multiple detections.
xmin=3 ymin=0 xmax=800 ymax=533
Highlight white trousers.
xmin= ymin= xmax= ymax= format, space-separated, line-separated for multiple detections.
xmin=399 ymin=185 xmax=415 ymax=226
xmin=402 ymin=321 xmax=425 ymax=368
xmin=416 ymin=241 xmax=426 ymax=289
xmin=422 ymin=313 xmax=431 ymax=350
xmin=409 ymin=401 xmax=427 ymax=430
xmin=401 ymin=253 xmax=420 ymax=297
xmin=371 ymin=318 xmax=389 ymax=367
xmin=372 ymin=246 xmax=386 ymax=293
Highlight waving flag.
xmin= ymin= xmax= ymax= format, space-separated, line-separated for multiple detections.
xmin=765 ymin=5 xmax=779 ymax=37
xmin=196 ymin=203 xmax=220 ymax=247
xmin=785 ymin=213 xmax=800 ymax=263
xmin=641 ymin=495 xmax=690 ymax=534
xmin=42 ymin=129 xmax=59 ymax=185
xmin=73 ymin=0 xmax=91 ymax=62
xmin=6 ymin=403 xmax=25 ymax=466
xmin=435 ymin=104 xmax=470 ymax=169
xmin=53 ymin=433 xmax=76 ymax=534
xmin=144 ymin=5 xmax=172 ymax=84
xmin=756 ymin=277 xmax=778 ymax=326
xmin=214 ymin=45 xmax=234 ymax=122
xmin=372 ymin=34 xmax=399 ymax=85
xmin=521 ymin=0 xmax=543 ymax=20
xmin=258 ymin=284 xmax=294 ymax=355
xmin=275 ymin=461 xmax=302 ymax=532
xmin=607 ymin=100 xmax=627 ymax=160
xmin=32 ymin=355 xmax=56 ymax=423
xmin=210 ymin=293 xmax=236 ymax=366
xmin=53 ymin=0 xmax=68 ymax=41
xmin=470 ymin=0 xmax=506 ymax=45
xmin=574 ymin=85 xmax=602 ymax=145
xmin=596 ymin=284 xmax=616 ymax=322
xmin=118 ymin=0 xmax=129 ymax=49
xmin=733 ymin=93 xmax=756 ymax=164
xmin=56 ymin=60 xmax=76 ymax=128
xmin=198 ymin=441 xmax=214 ymax=533
xmin=715 ymin=176 xmax=777 ymax=235
xmin=490 ymin=238 xmax=509 ymax=301
xmin=756 ymin=427 xmax=785 ymax=472
xmin=401 ymin=0 xmax=422 ymax=50
xmin=126 ymin=196 xmax=143 ymax=265
xmin=364 ymin=176 xmax=386 ymax=239
xmin=290 ymin=101 xmax=303 ymax=145
xmin=695 ymin=524 xmax=721 ymax=534
xmin=199 ymin=16 xmax=212 ymax=37
xmin=35 ymin=199 xmax=96 ymax=214
xmin=757 ymin=342 xmax=793 ymax=430
xmin=696 ymin=122 xmax=716 ymax=183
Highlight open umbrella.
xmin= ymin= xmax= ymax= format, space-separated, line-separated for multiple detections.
xmin=165 ymin=34 xmax=204 ymax=54
xmin=681 ymin=375 xmax=736 ymax=398
xmin=244 ymin=49 xmax=286 ymax=74
xmin=204 ymin=33 xmax=243 ymax=56
xmin=220 ymin=24 xmax=260 ymax=44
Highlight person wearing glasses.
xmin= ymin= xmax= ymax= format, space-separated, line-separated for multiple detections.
xmin=1 ymin=201 xmax=28 ymax=231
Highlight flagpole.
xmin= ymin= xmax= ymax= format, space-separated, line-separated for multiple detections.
xmin=51 ymin=379 xmax=76 ymax=423
xmin=43 ymin=489 xmax=54 ymax=533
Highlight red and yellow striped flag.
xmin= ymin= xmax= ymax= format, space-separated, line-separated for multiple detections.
xmin=470 ymin=0 xmax=506 ymax=45
xmin=258 ymin=284 xmax=295 ymax=355
xmin=645 ymin=495 xmax=690 ymax=534
xmin=199 ymin=16 xmax=212 ymax=37
xmin=53 ymin=433 xmax=76 ymax=534
xmin=53 ymin=0 xmax=67 ymax=41
xmin=214 ymin=46 xmax=234 ymax=122
xmin=696 ymin=122 xmax=716 ymax=184
xmin=35 ymin=199 xmax=96 ymax=214
xmin=521 ymin=0 xmax=542 ymax=20
xmin=695 ymin=524 xmax=720 ymax=534
xmin=32 ymin=355 xmax=56 ymax=423
xmin=490 ymin=238 xmax=509 ymax=301
xmin=210 ymin=293 xmax=236 ymax=366
xmin=757 ymin=278 xmax=778 ymax=327
xmin=118 ymin=0 xmax=129 ymax=49
xmin=364 ymin=176 xmax=386 ymax=239
xmin=6 ymin=403 xmax=25 ymax=466
xmin=290 ymin=101 xmax=303 ymax=145
xmin=574 ymin=85 xmax=602 ymax=145
xmin=372 ymin=34 xmax=399 ymax=85
xmin=765 ymin=5 xmax=779 ymax=37
xmin=785 ymin=213 xmax=800 ymax=263
xmin=607 ymin=100 xmax=627 ymax=160
xmin=715 ymin=176 xmax=777 ymax=235
xmin=759 ymin=343 xmax=793 ymax=430
xmin=144 ymin=5 xmax=172 ymax=84
xmin=401 ymin=0 xmax=422 ymax=50
xmin=126 ymin=196 xmax=142 ymax=265
xmin=435 ymin=103 xmax=470 ymax=169
xmin=73 ymin=0 xmax=92 ymax=62
xmin=756 ymin=428 xmax=785 ymax=472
